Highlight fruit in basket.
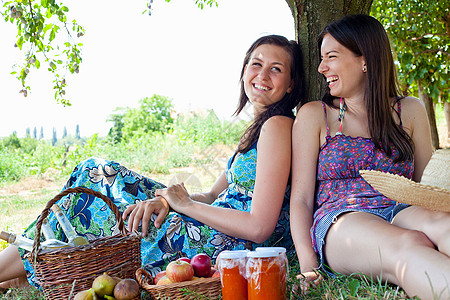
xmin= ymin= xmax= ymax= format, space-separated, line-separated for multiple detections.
xmin=112 ymin=276 xmax=123 ymax=284
xmin=153 ymin=270 xmax=166 ymax=284
xmin=113 ymin=278 xmax=140 ymax=300
xmin=211 ymin=269 xmax=220 ymax=278
xmin=191 ymin=253 xmax=212 ymax=277
xmin=156 ymin=275 xmax=173 ymax=285
xmin=92 ymin=272 xmax=117 ymax=297
xmin=74 ymin=288 xmax=98 ymax=300
xmin=166 ymin=260 xmax=194 ymax=282
xmin=177 ymin=256 xmax=191 ymax=264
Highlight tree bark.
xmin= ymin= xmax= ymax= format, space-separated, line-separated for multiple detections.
xmin=418 ymin=81 xmax=440 ymax=150
xmin=445 ymin=101 xmax=450 ymax=144
xmin=285 ymin=0 xmax=373 ymax=103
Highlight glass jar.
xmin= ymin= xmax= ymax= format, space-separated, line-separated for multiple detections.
xmin=217 ymin=250 xmax=248 ymax=300
xmin=246 ymin=250 xmax=285 ymax=300
xmin=255 ymin=247 xmax=288 ymax=299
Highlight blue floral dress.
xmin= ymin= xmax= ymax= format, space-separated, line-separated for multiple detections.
xmin=20 ymin=142 xmax=292 ymax=287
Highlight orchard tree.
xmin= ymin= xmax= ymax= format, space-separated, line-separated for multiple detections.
xmin=2 ymin=0 xmax=84 ymax=105
xmin=372 ymin=0 xmax=449 ymax=149
xmin=1 ymin=0 xmax=217 ymax=105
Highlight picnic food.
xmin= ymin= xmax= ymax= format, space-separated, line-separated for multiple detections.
xmin=152 ymin=253 xmax=214 ymax=285
xmin=166 ymin=260 xmax=194 ymax=282
xmin=113 ymin=278 xmax=140 ymax=300
xmin=217 ymin=250 xmax=248 ymax=300
xmin=155 ymin=275 xmax=173 ymax=285
xmin=153 ymin=271 xmax=166 ymax=284
xmin=74 ymin=273 xmax=139 ymax=300
xmin=190 ymin=253 xmax=212 ymax=277
xmin=92 ymin=272 xmax=117 ymax=297
xmin=73 ymin=288 xmax=97 ymax=300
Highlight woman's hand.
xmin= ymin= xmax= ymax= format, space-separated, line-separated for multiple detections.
xmin=292 ymin=271 xmax=323 ymax=295
xmin=155 ymin=183 xmax=193 ymax=212
xmin=122 ymin=196 xmax=169 ymax=236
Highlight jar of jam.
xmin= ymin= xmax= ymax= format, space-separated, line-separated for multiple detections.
xmin=217 ymin=250 xmax=249 ymax=300
xmin=246 ymin=250 xmax=285 ymax=300
xmin=255 ymin=247 xmax=288 ymax=299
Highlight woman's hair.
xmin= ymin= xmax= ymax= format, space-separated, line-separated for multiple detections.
xmin=318 ymin=14 xmax=414 ymax=161
xmin=234 ymin=35 xmax=307 ymax=154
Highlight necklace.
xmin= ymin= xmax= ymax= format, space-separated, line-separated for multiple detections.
xmin=336 ymin=97 xmax=346 ymax=135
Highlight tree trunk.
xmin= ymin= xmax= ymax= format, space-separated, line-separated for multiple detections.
xmin=285 ymin=0 xmax=373 ymax=103
xmin=418 ymin=81 xmax=440 ymax=150
xmin=445 ymin=101 xmax=450 ymax=144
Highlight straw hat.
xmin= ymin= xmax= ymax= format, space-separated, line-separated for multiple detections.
xmin=360 ymin=149 xmax=450 ymax=212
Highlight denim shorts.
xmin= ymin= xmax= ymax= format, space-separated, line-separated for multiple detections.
xmin=313 ymin=203 xmax=410 ymax=277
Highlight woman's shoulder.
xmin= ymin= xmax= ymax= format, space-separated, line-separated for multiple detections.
xmin=263 ymin=114 xmax=295 ymax=129
xmin=298 ymin=100 xmax=324 ymax=114
xmin=295 ymin=100 xmax=325 ymax=124
xmin=398 ymin=96 xmax=427 ymax=118
xmin=398 ymin=96 xmax=425 ymax=110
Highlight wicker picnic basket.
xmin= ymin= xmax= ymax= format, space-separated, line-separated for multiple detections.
xmin=136 ymin=267 xmax=221 ymax=299
xmin=26 ymin=186 xmax=142 ymax=300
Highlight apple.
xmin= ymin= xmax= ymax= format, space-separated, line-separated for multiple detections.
xmin=166 ymin=260 xmax=194 ymax=283
xmin=177 ymin=257 xmax=191 ymax=264
xmin=191 ymin=253 xmax=212 ymax=277
xmin=153 ymin=271 xmax=166 ymax=284
xmin=208 ymin=267 xmax=218 ymax=277
xmin=211 ymin=269 xmax=220 ymax=278
xmin=156 ymin=275 xmax=173 ymax=285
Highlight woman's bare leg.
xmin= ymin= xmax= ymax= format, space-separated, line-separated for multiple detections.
xmin=324 ymin=212 xmax=450 ymax=300
xmin=0 ymin=246 xmax=28 ymax=288
xmin=393 ymin=206 xmax=450 ymax=256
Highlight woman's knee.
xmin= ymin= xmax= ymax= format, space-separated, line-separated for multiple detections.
xmin=394 ymin=229 xmax=434 ymax=252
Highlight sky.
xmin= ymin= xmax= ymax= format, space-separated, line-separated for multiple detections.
xmin=0 ymin=0 xmax=295 ymax=138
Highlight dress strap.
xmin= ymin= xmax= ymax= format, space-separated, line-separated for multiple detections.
xmin=321 ymin=101 xmax=330 ymax=137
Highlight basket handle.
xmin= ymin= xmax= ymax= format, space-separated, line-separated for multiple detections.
xmin=31 ymin=186 xmax=129 ymax=262
xmin=135 ymin=267 xmax=154 ymax=288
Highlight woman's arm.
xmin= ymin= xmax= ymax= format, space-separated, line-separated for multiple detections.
xmin=290 ymin=101 xmax=324 ymax=273
xmin=189 ymin=172 xmax=228 ymax=204
xmin=156 ymin=115 xmax=293 ymax=243
xmin=124 ymin=171 xmax=228 ymax=234
xmin=401 ymin=96 xmax=433 ymax=181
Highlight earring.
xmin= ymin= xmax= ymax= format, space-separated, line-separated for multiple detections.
xmin=362 ymin=66 xmax=367 ymax=72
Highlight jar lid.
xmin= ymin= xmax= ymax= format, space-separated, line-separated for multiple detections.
xmin=255 ymin=247 xmax=286 ymax=254
xmin=246 ymin=250 xmax=279 ymax=258
xmin=218 ymin=250 xmax=249 ymax=259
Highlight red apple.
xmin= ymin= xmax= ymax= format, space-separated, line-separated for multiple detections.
xmin=208 ymin=267 xmax=218 ymax=277
xmin=156 ymin=275 xmax=173 ymax=285
xmin=153 ymin=271 xmax=166 ymax=284
xmin=191 ymin=253 xmax=212 ymax=277
xmin=166 ymin=260 xmax=194 ymax=283
xmin=211 ymin=269 xmax=220 ymax=278
xmin=177 ymin=257 xmax=191 ymax=264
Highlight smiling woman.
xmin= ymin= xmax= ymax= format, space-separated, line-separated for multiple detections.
xmin=0 ymin=0 xmax=295 ymax=139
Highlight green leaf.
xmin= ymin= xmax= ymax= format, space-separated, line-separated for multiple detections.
xmin=49 ymin=27 xmax=56 ymax=41
xmin=35 ymin=59 xmax=40 ymax=69
xmin=348 ymin=278 xmax=360 ymax=296
xmin=16 ymin=36 xmax=24 ymax=49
